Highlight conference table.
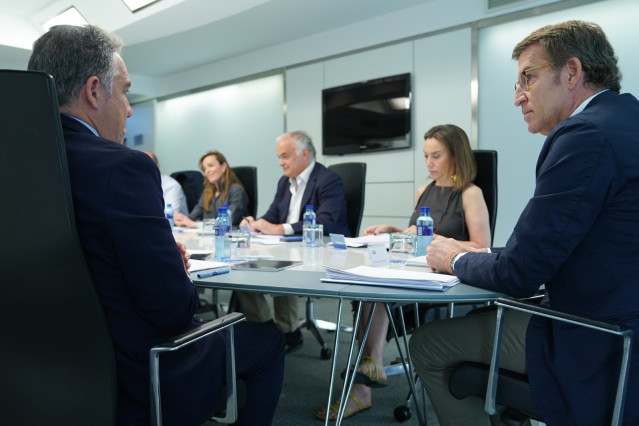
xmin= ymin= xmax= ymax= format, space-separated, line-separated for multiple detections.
xmin=174 ymin=230 xmax=503 ymax=425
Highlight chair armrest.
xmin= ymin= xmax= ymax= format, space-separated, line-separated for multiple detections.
xmin=154 ymin=312 xmax=245 ymax=350
xmin=496 ymin=297 xmax=630 ymax=336
xmin=485 ymin=297 xmax=632 ymax=426
xmin=149 ymin=312 xmax=245 ymax=426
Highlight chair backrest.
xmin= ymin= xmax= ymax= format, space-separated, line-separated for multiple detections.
xmin=0 ymin=70 xmax=116 ymax=424
xmin=327 ymin=162 xmax=367 ymax=237
xmin=170 ymin=170 xmax=204 ymax=213
xmin=232 ymin=166 xmax=258 ymax=218
xmin=472 ymin=150 xmax=498 ymax=244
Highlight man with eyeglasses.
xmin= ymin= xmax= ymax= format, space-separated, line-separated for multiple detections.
xmin=409 ymin=20 xmax=639 ymax=426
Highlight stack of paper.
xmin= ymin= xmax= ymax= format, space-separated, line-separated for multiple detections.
xmin=322 ymin=265 xmax=459 ymax=291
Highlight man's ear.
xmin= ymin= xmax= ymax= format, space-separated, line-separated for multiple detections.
xmin=564 ymin=57 xmax=583 ymax=89
xmin=82 ymin=76 xmax=102 ymax=109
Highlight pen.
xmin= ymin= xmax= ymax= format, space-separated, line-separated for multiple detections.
xmin=197 ymin=269 xmax=230 ymax=278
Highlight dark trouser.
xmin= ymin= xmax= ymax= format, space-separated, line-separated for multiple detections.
xmin=233 ymin=321 xmax=286 ymax=425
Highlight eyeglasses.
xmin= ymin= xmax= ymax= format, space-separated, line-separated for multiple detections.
xmin=514 ymin=62 xmax=552 ymax=91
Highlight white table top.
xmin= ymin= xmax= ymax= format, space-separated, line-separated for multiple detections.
xmin=175 ymin=230 xmax=503 ymax=303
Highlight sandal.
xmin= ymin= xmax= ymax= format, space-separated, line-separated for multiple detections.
xmin=315 ymin=392 xmax=372 ymax=420
xmin=340 ymin=356 xmax=388 ymax=388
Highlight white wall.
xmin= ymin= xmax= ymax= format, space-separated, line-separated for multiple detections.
xmin=478 ymin=0 xmax=639 ymax=245
xmin=135 ymin=0 xmax=639 ymax=243
xmin=240 ymin=30 xmax=473 ymax=236
xmin=152 ymin=74 xmax=284 ymax=217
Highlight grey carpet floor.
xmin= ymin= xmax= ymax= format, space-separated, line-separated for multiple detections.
xmin=200 ymin=290 xmax=439 ymax=425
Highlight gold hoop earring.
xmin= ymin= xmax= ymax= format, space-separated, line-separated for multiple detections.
xmin=452 ymin=174 xmax=457 ymax=182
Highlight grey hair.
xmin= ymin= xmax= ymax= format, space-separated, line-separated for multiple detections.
xmin=512 ymin=20 xmax=621 ymax=93
xmin=277 ymin=130 xmax=316 ymax=160
xmin=28 ymin=25 xmax=123 ymax=108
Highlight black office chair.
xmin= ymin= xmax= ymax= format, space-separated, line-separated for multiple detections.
xmin=448 ymin=297 xmax=633 ymax=426
xmin=297 ymin=163 xmax=367 ymax=359
xmin=0 ymin=69 xmax=244 ymax=426
xmin=212 ymin=166 xmax=258 ymax=315
xmin=232 ymin=166 xmax=258 ymax=218
xmin=391 ymin=150 xmax=499 ymax=422
xmin=171 ymin=170 xmax=204 ymax=213
xmin=328 ymin=162 xmax=367 ymax=237
xmin=472 ymin=149 xmax=498 ymax=245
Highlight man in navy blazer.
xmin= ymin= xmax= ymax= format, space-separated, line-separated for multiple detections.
xmin=28 ymin=25 xmax=284 ymax=426
xmin=411 ymin=21 xmax=639 ymax=426
xmin=239 ymin=131 xmax=350 ymax=352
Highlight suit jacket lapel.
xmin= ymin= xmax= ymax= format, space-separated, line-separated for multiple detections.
xmin=300 ymin=166 xmax=319 ymax=213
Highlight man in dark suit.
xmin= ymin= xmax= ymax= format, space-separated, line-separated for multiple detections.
xmin=28 ymin=24 xmax=284 ymax=426
xmin=411 ymin=20 xmax=639 ymax=426
xmin=239 ymin=131 xmax=350 ymax=352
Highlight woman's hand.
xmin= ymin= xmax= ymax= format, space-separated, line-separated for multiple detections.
xmin=174 ymin=212 xmax=197 ymax=228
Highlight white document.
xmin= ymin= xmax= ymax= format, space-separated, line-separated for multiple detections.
xmin=250 ymin=233 xmax=284 ymax=245
xmin=322 ymin=265 xmax=459 ymax=291
xmin=343 ymin=233 xmax=390 ymax=248
xmin=188 ymin=259 xmax=228 ymax=272
xmin=405 ymin=255 xmax=430 ymax=268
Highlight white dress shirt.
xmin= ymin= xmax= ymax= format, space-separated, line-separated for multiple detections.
xmin=161 ymin=174 xmax=188 ymax=215
xmin=283 ymin=161 xmax=315 ymax=235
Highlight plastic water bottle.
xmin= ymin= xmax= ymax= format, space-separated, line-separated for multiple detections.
xmin=303 ymin=204 xmax=317 ymax=247
xmin=415 ymin=207 xmax=434 ymax=256
xmin=303 ymin=204 xmax=316 ymax=225
xmin=222 ymin=203 xmax=232 ymax=227
xmin=215 ymin=207 xmax=231 ymax=261
xmin=164 ymin=203 xmax=174 ymax=229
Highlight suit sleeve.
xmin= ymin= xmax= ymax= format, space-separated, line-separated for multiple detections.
xmin=455 ymin=119 xmax=618 ymax=298
xmin=105 ymin=152 xmax=198 ymax=331
xmin=291 ymin=169 xmax=346 ymax=235
xmin=260 ymin=177 xmax=287 ymax=224
xmin=188 ymin=194 xmax=205 ymax=220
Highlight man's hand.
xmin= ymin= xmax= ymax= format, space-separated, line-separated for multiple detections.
xmin=249 ymin=218 xmax=285 ymax=235
xmin=176 ymin=241 xmax=191 ymax=275
xmin=426 ymin=236 xmax=471 ymax=275
xmin=239 ymin=216 xmax=255 ymax=228
xmin=427 ymin=236 xmax=489 ymax=274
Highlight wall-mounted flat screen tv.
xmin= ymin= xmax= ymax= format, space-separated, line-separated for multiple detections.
xmin=322 ymin=73 xmax=411 ymax=155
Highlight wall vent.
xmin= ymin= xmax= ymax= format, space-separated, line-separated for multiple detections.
xmin=488 ymin=0 xmax=563 ymax=11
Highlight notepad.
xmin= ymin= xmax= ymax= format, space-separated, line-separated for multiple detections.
xmin=232 ymin=259 xmax=302 ymax=272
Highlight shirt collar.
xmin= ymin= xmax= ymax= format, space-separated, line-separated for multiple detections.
xmin=571 ymin=89 xmax=609 ymax=117
xmin=290 ymin=161 xmax=315 ymax=186
xmin=65 ymin=114 xmax=99 ymax=137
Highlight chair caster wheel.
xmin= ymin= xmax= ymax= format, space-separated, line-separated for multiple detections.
xmin=320 ymin=347 xmax=332 ymax=360
xmin=394 ymin=405 xmax=412 ymax=422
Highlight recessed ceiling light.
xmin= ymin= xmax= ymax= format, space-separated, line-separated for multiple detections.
xmin=121 ymin=0 xmax=161 ymax=13
xmin=42 ymin=7 xmax=88 ymax=31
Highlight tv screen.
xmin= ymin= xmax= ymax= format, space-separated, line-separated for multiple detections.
xmin=322 ymin=73 xmax=411 ymax=155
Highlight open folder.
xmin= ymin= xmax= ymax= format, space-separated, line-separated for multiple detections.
xmin=321 ymin=265 xmax=460 ymax=291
